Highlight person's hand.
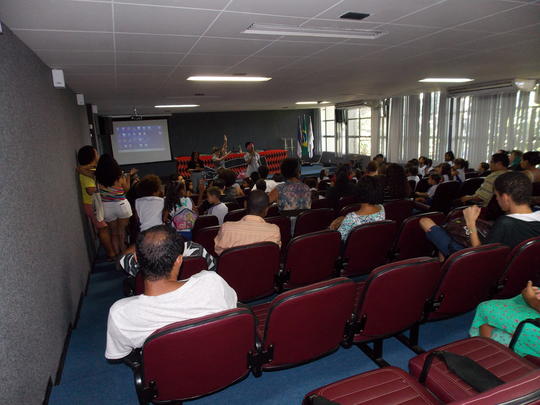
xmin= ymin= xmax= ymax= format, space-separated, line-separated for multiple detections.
xmin=198 ymin=179 xmax=206 ymax=192
xmin=130 ymin=168 xmax=138 ymax=176
xmin=463 ymin=205 xmax=481 ymax=226
xmin=522 ymin=280 xmax=540 ymax=301
xmin=329 ymin=217 xmax=344 ymax=230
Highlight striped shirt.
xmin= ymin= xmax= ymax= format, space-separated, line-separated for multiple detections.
xmin=100 ymin=185 xmax=126 ymax=202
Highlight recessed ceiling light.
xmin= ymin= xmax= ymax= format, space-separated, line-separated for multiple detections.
xmin=320 ymin=101 xmax=331 ymax=104
xmin=187 ymin=76 xmax=271 ymax=82
xmin=154 ymin=104 xmax=199 ymax=108
xmin=243 ymin=23 xmax=385 ymax=40
xmin=419 ymin=78 xmax=474 ymax=83
xmin=296 ymin=101 xmax=318 ymax=105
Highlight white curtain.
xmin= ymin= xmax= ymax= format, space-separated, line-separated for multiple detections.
xmin=313 ymin=108 xmax=322 ymax=156
xmin=335 ymin=109 xmax=347 ymax=157
xmin=370 ymin=106 xmax=381 ymax=157
xmin=387 ymin=97 xmax=404 ymax=162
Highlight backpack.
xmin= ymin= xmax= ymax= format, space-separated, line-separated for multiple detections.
xmin=170 ymin=206 xmax=198 ymax=231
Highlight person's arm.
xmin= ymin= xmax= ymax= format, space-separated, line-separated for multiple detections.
xmin=244 ymin=153 xmax=253 ymax=164
xmin=120 ymin=174 xmax=131 ymax=192
xmin=77 ymin=166 xmax=95 ymax=178
xmin=162 ymin=209 xmax=170 ymax=223
xmin=522 ymin=281 xmax=540 ymax=313
xmin=463 ymin=205 xmax=482 ymax=247
xmin=213 ymin=227 xmax=227 ymax=256
xmin=268 ymin=187 xmax=278 ymax=203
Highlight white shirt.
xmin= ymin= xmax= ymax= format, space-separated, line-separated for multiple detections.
xmin=105 ymin=271 xmax=237 ymax=359
xmin=427 ymin=184 xmax=438 ymax=198
xmin=208 ymin=202 xmax=228 ymax=225
xmin=135 ymin=196 xmax=164 ymax=231
xmin=457 ymin=168 xmax=466 ymax=183
xmin=251 ymin=179 xmax=278 ymax=193
xmin=407 ymin=175 xmax=420 ymax=185
xmin=244 ymin=151 xmax=261 ymax=175
xmin=507 ymin=211 xmax=540 ymax=222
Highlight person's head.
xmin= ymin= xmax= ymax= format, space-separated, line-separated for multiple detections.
xmin=377 ymin=162 xmax=388 ymax=175
xmin=366 ymin=161 xmax=378 ymax=174
xmin=247 ymin=190 xmax=269 ymax=217
xmin=95 ymin=154 xmax=122 ymax=187
xmin=510 ymin=150 xmax=523 ymax=163
xmin=190 ymin=151 xmax=200 ymax=161
xmin=425 ymin=158 xmax=433 ymax=168
xmin=408 ymin=158 xmax=419 ymax=167
xmin=212 ymin=146 xmax=220 ymax=155
xmin=373 ymin=154 xmax=384 ymax=165
xmin=245 ymin=142 xmax=254 ymax=152
xmin=406 ymin=166 xmax=418 ymax=177
xmin=490 ymin=152 xmax=510 ymax=171
xmin=450 ymin=166 xmax=458 ymax=179
xmin=255 ymin=179 xmax=267 ymax=192
xmin=319 ymin=169 xmax=328 ymax=180
xmin=497 ymin=149 xmax=507 ymax=155
xmin=250 ymin=171 xmax=260 ymax=183
xmin=355 ymin=176 xmax=384 ymax=205
xmin=213 ymin=178 xmax=226 ymax=191
xmin=206 ymin=186 xmax=221 ymax=204
xmin=280 ymin=157 xmax=301 ymax=180
xmin=137 ymin=175 xmax=162 ymax=197
xmin=437 ymin=163 xmax=451 ymax=177
xmin=136 ymin=225 xmax=185 ymax=281
xmin=494 ymin=171 xmax=532 ymax=211
xmin=164 ymin=181 xmax=186 ymax=211
xmin=77 ymin=145 xmax=98 ymax=166
xmin=258 ymin=165 xmax=269 ymax=179
xmin=444 ymin=151 xmax=455 ymax=162
xmin=273 ymin=173 xmax=285 ymax=183
xmin=385 ymin=163 xmax=409 ymax=198
xmin=418 ymin=156 xmax=428 ymax=166
xmin=478 ymin=162 xmax=489 ymax=173
xmin=218 ymin=169 xmax=237 ymax=187
xmin=305 ymin=178 xmax=317 ymax=189
xmin=453 ymin=158 xmax=466 ymax=169
xmin=335 ymin=164 xmax=352 ymax=189
xmin=520 ymin=151 xmax=540 ymax=169
xmin=428 ymin=173 xmax=442 ymax=185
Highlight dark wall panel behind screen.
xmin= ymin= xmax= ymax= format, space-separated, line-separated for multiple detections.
xmin=0 ymin=24 xmax=91 ymax=403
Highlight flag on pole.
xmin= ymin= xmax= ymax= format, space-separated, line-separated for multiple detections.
xmin=296 ymin=116 xmax=303 ymax=159
xmin=307 ymin=115 xmax=314 ymax=158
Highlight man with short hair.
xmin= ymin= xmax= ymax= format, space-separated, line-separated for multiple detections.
xmin=460 ymin=152 xmax=509 ymax=206
xmin=105 ymin=225 xmax=237 ymax=360
xmin=420 ymin=171 xmax=540 ymax=258
xmin=251 ymin=165 xmax=278 ymax=193
xmin=214 ymin=190 xmax=281 ymax=255
xmin=244 ymin=141 xmax=261 ymax=176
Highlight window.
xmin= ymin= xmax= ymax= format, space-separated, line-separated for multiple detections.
xmin=320 ymin=106 xmax=335 ymax=152
xmin=346 ymin=106 xmax=371 ymax=155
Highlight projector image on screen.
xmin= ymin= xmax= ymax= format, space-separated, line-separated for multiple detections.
xmin=111 ymin=119 xmax=172 ymax=165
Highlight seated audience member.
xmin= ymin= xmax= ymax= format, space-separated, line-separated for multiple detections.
xmin=470 ymin=280 xmax=539 ymax=357
xmin=250 ymin=171 xmax=260 ymax=185
xmin=373 ymin=154 xmax=385 ymax=167
xmin=163 ymin=179 xmax=193 ymax=222
xmin=509 ymin=149 xmax=523 ymax=171
xmin=219 ymin=169 xmax=244 ymax=200
xmin=329 ymin=176 xmax=385 ymax=241
xmin=415 ymin=173 xmax=442 ymax=205
xmin=135 ymin=175 xmax=164 ymax=232
xmin=444 ymin=150 xmax=455 ymax=166
xmin=204 ymin=186 xmax=228 ymax=225
xmin=406 ymin=165 xmax=420 ymax=185
xmin=460 ymin=152 xmax=509 ymax=206
xmin=255 ymin=179 xmax=267 ymax=192
xmin=304 ymin=177 xmax=319 ymax=200
xmin=420 ymin=171 xmax=540 ymax=257
xmin=269 ymin=158 xmax=311 ymax=211
xmin=77 ymin=145 xmax=115 ymax=260
xmin=251 ymin=165 xmax=278 ymax=193
xmin=105 ymin=226 xmax=236 ymax=360
xmin=365 ymin=161 xmax=378 ymax=177
xmin=453 ymin=158 xmax=467 ymax=182
xmin=319 ymin=169 xmax=330 ymax=181
xmin=214 ymin=190 xmax=281 ymax=255
xmin=326 ymin=165 xmax=356 ymax=208
xmin=384 ymin=163 xmax=410 ymax=200
xmin=418 ymin=156 xmax=429 ymax=177
xmin=521 ymin=151 xmax=540 ymax=182
xmin=478 ymin=162 xmax=491 ymax=177
xmin=451 ymin=166 xmax=462 ymax=184
xmin=437 ymin=162 xmax=452 ymax=182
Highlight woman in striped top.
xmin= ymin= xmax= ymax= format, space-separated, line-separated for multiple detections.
xmin=95 ymin=154 xmax=134 ymax=257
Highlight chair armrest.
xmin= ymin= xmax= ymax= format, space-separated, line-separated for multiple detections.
xmin=414 ymin=201 xmax=430 ymax=212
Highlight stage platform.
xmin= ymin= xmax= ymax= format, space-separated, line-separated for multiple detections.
xmin=299 ymin=163 xmax=336 ymax=178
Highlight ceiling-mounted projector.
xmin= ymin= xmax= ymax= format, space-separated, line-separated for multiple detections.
xmin=514 ymin=79 xmax=537 ymax=92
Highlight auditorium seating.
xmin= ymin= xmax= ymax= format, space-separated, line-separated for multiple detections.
xmin=277 ymin=230 xmax=341 ymax=290
xmin=458 ymin=177 xmax=484 ymax=197
xmin=415 ymin=180 xmax=461 ymax=214
xmin=217 ymin=242 xmax=280 ymax=302
xmin=338 ymin=203 xmax=361 ymax=217
xmin=223 ymin=208 xmax=247 ymax=222
xmin=265 ymin=215 xmax=291 ymax=250
xmin=192 ymin=225 xmax=220 ymax=257
xmin=311 ymin=198 xmax=332 ymax=209
xmin=266 ymin=204 xmax=280 ymax=217
xmin=293 ymin=208 xmax=334 ymax=237
xmin=383 ymin=199 xmax=414 ymax=226
xmin=494 ymin=236 xmax=540 ymax=299
xmin=336 ymin=196 xmax=359 ymax=213
xmin=340 ymin=221 xmax=397 ymax=277
xmin=392 ymin=212 xmax=445 ymax=260
xmin=224 ymin=201 xmax=240 ymax=211
xmin=191 ymin=215 xmax=219 ymax=239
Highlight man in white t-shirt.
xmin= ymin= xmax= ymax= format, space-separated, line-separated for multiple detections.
xmin=251 ymin=165 xmax=277 ymax=193
xmin=105 ymin=225 xmax=237 ymax=360
xmin=244 ymin=141 xmax=261 ymax=176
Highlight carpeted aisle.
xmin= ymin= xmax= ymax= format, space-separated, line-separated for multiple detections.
xmin=49 ymin=267 xmax=474 ymax=405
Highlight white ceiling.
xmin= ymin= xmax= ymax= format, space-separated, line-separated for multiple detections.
xmin=1 ymin=0 xmax=539 ymax=114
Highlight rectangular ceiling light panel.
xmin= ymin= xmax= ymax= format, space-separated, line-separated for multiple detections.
xmin=243 ymin=23 xmax=385 ymax=40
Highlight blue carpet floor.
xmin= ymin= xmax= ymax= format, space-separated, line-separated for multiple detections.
xmin=50 ymin=264 xmax=474 ymax=405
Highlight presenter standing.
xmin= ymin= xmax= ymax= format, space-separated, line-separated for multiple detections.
xmin=244 ymin=141 xmax=261 ymax=176
xmin=188 ymin=151 xmax=205 ymax=193
xmin=212 ymin=134 xmax=230 ymax=170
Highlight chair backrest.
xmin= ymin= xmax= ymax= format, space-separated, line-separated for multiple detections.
xmin=282 ymin=230 xmax=341 ymax=289
xmin=430 ymin=181 xmax=461 ymax=213
xmin=192 ymin=215 xmax=219 ymax=239
xmin=266 ymin=204 xmax=280 ymax=217
xmin=336 ymin=196 xmax=359 ymax=212
xmin=224 ymin=208 xmax=247 ymax=222
xmin=192 ymin=225 xmax=220 ymax=257
xmin=140 ymin=308 xmax=256 ymax=402
xmin=224 ymin=201 xmax=240 ymax=212
xmin=217 ymin=242 xmax=280 ymax=302
xmin=342 ymin=221 xmax=398 ymax=277
xmin=311 ymin=198 xmax=332 ymax=210
xmin=465 ymin=171 xmax=480 ymax=179
xmin=408 ymin=179 xmax=417 ymax=194
xmin=416 ymin=177 xmax=431 ymax=193
xmin=294 ymin=208 xmax=335 ymax=237
xmin=383 ymin=199 xmax=414 ymax=226
xmin=459 ymin=177 xmax=484 ymax=197
xmin=532 ymin=182 xmax=540 ymax=196
xmin=495 ymin=236 xmax=540 ymax=299
xmin=260 ymin=278 xmax=356 ymax=370
xmin=393 ymin=212 xmax=446 ymax=260
xmin=338 ymin=203 xmax=362 ymax=218
xmin=265 ymin=215 xmax=292 ymax=249
xmin=354 ymin=258 xmax=441 ymax=342
xmin=426 ymin=244 xmax=511 ymax=321
xmin=179 ymin=256 xmax=209 ymax=279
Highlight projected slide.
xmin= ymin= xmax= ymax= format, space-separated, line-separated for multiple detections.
xmin=111 ymin=119 xmax=172 ymax=165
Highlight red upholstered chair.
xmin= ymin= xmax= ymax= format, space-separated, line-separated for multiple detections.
xmin=392 ymin=212 xmax=445 ymax=260
xmin=191 ymin=215 xmax=219 ymax=239
xmin=494 ymin=236 xmax=540 ymax=299
xmin=293 ymin=208 xmax=334 ymax=237
xmin=303 ymin=367 xmax=439 ymax=405
xmin=192 ymin=225 xmax=220 ymax=257
xmin=224 ymin=201 xmax=240 ymax=212
xmin=352 ymin=257 xmax=441 ymax=366
xmin=415 ymin=181 xmax=461 ymax=214
xmin=383 ymin=199 xmax=414 ymax=227
xmin=310 ymin=198 xmax=332 ymax=209
xmin=266 ymin=204 xmax=279 ymax=217
xmin=458 ymin=177 xmax=484 ymax=197
xmin=224 ymin=208 xmax=247 ymax=222
xmin=277 ymin=230 xmax=341 ymax=290
xmin=132 ymin=308 xmax=256 ymax=404
xmin=409 ymin=337 xmax=538 ymax=403
xmin=251 ymin=278 xmax=356 ymax=374
xmin=424 ymin=244 xmax=510 ymax=322
xmin=340 ymin=221 xmax=398 ymax=277
xmin=217 ymin=242 xmax=280 ymax=302
xmin=336 ymin=195 xmax=359 ymax=213
xmin=338 ymin=203 xmax=362 ymax=218
xmin=265 ymin=215 xmax=291 ymax=250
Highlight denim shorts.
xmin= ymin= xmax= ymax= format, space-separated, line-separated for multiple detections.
xmin=426 ymin=225 xmax=466 ymax=257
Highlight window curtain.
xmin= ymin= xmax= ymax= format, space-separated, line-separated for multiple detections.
xmin=335 ymin=108 xmax=347 ymax=157
xmin=387 ymin=97 xmax=404 ymax=162
xmin=371 ymin=105 xmax=381 ymax=158
xmin=313 ymin=108 xmax=322 ymax=156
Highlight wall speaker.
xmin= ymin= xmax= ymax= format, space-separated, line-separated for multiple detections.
xmin=52 ymin=69 xmax=65 ymax=88
xmin=76 ymin=94 xmax=85 ymax=105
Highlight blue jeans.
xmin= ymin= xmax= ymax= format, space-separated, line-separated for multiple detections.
xmin=426 ymin=225 xmax=466 ymax=257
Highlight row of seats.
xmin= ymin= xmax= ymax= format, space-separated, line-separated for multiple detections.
xmin=127 ymin=264 xmax=540 ymax=404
